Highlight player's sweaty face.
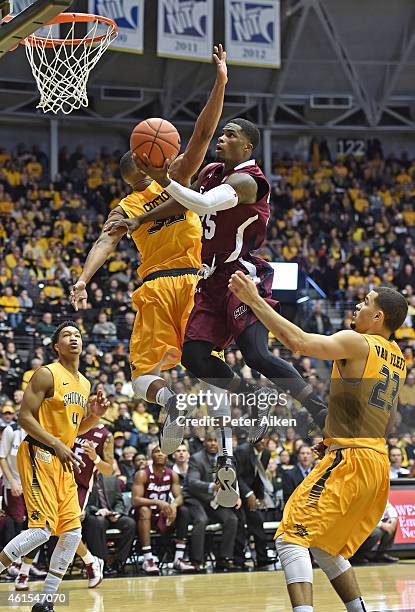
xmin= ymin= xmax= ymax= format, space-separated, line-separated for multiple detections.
xmin=58 ymin=327 xmax=82 ymax=356
xmin=216 ymin=123 xmax=249 ymax=162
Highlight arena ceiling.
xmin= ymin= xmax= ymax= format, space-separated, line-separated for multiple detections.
xmin=1 ymin=0 xmax=415 ymax=133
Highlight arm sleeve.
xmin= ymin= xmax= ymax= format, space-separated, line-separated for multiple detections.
xmin=165 ymin=179 xmax=238 ymax=215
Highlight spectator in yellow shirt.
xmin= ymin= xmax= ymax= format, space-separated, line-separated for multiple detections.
xmin=26 ymin=156 xmax=42 ymax=179
xmin=23 ymin=236 xmax=44 ymax=261
xmin=0 ymin=287 xmax=21 ymax=328
xmin=132 ymin=400 xmax=155 ymax=434
xmin=0 ymin=192 xmax=13 ymax=215
xmin=108 ymin=252 xmax=128 ymax=274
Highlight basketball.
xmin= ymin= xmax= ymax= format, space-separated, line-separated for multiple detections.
xmin=130 ymin=118 xmax=181 ymax=167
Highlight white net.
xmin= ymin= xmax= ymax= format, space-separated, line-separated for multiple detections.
xmin=24 ymin=17 xmax=117 ymax=115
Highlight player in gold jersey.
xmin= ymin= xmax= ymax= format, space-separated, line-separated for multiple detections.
xmin=70 ymin=46 xmax=227 ymax=442
xmin=0 ymin=321 xmax=109 ymax=611
xmin=229 ymin=277 xmax=408 ymax=612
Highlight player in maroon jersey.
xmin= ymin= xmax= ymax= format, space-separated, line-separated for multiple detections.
xmin=73 ymin=424 xmax=114 ymax=588
xmin=107 ymin=119 xmax=327 ymax=506
xmin=132 ymin=445 xmax=194 ymax=574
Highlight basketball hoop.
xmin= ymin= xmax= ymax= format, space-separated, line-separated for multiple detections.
xmin=22 ymin=13 xmax=117 ymax=115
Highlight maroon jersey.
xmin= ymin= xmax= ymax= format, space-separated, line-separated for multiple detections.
xmin=144 ymin=464 xmax=173 ymax=515
xmin=199 ymin=160 xmax=271 ymax=268
xmin=74 ymin=425 xmax=111 ymax=510
xmin=185 ymin=160 xmax=277 ymax=349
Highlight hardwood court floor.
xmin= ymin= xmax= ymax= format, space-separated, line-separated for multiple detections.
xmin=0 ymin=563 xmax=414 ymax=611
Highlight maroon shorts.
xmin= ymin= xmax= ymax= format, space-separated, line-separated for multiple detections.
xmin=185 ymin=256 xmax=279 ymax=350
xmin=2 ymin=489 xmax=27 ymax=523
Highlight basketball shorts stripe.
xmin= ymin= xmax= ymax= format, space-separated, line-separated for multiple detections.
xmin=17 ymin=440 xmax=81 ymax=536
xmin=275 ymin=447 xmax=390 ymax=558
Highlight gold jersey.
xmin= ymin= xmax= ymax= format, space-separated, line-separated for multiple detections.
xmin=39 ymin=362 xmax=90 ymax=448
xmin=325 ymin=334 xmax=406 ymax=453
xmin=118 ymin=181 xmax=202 ymax=279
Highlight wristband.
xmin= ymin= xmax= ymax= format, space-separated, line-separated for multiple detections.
xmin=93 ymin=456 xmax=101 ymax=465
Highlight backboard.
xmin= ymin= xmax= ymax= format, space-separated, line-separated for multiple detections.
xmin=0 ymin=0 xmax=72 ymax=58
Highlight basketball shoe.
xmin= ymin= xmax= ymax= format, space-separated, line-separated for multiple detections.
xmin=159 ymin=395 xmax=194 ymax=455
xmin=173 ymin=558 xmax=196 ymax=572
xmin=142 ymin=558 xmax=160 ymax=575
xmin=248 ymin=386 xmax=276 ymax=444
xmin=85 ymin=556 xmax=104 ymax=588
xmin=15 ymin=573 xmax=29 ymax=591
xmin=211 ymin=456 xmax=239 ymax=508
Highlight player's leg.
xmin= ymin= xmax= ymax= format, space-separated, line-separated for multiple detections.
xmin=275 ymin=536 xmax=314 ymax=611
xmin=2 ymin=489 xmax=45 ymax=588
xmin=42 ymin=527 xmax=82 ymax=597
xmin=77 ymin=488 xmax=103 ymax=588
xmin=0 ymin=442 xmax=58 ymax=574
xmin=0 ymin=528 xmax=51 ymax=574
xmin=181 ymin=341 xmax=240 ymax=505
xmin=76 ymin=539 xmax=103 ymax=589
xmin=172 ymin=505 xmax=195 ymax=572
xmin=236 ymin=321 xmax=327 ymax=441
xmin=15 ymin=547 xmax=46 ymax=591
xmin=39 ymin=465 xmax=82 ymax=595
xmin=137 ymin=507 xmax=159 ymax=574
xmin=129 ymin=281 xmax=176 ymax=405
xmin=309 ymin=548 xmax=367 ymax=611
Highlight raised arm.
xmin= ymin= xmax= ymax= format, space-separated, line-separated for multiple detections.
xmin=105 ymin=173 xmax=210 ymax=237
xmin=70 ymin=206 xmax=127 ymax=311
xmin=168 ymin=44 xmax=227 ymax=185
xmin=228 ymin=272 xmax=369 ymax=361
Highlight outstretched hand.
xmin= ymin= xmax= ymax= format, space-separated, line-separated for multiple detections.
xmin=213 ymin=43 xmax=227 ymax=85
xmin=133 ymin=153 xmax=172 ymax=188
xmin=70 ymin=280 xmax=88 ymax=312
xmin=89 ymin=389 xmax=111 ymax=417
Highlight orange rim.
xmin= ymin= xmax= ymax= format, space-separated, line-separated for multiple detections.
xmin=23 ymin=12 xmax=118 ymax=48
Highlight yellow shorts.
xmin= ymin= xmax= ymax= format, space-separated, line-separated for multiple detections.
xmin=275 ymin=447 xmax=390 ymax=558
xmin=130 ymin=273 xmax=198 ymax=377
xmin=17 ymin=440 xmax=81 ymax=536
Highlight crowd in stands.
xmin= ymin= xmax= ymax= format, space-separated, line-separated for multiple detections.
xmin=0 ymin=141 xmax=414 ymax=576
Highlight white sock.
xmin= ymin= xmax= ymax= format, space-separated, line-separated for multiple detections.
xmin=44 ymin=572 xmax=62 ymax=595
xmin=174 ymin=543 xmax=186 ymax=562
xmin=214 ymin=426 xmax=233 ymax=456
xmin=82 ymin=551 xmax=95 ymax=566
xmin=293 ymin=607 xmax=313 ymax=612
xmin=345 ymin=597 xmax=367 ymax=611
xmin=142 ymin=546 xmax=152 ymax=561
xmin=155 ymin=386 xmax=174 ymax=407
xmin=20 ymin=561 xmax=32 ymax=576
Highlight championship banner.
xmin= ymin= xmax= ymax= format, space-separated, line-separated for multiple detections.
xmin=157 ymin=0 xmax=213 ymax=62
xmin=225 ymin=0 xmax=280 ymax=68
xmin=90 ymin=0 xmax=145 ymax=54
